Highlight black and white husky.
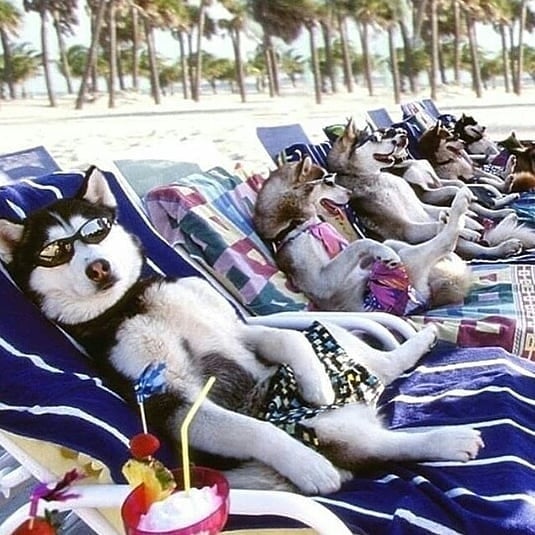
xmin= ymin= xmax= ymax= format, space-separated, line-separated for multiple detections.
xmin=0 ymin=167 xmax=484 ymax=494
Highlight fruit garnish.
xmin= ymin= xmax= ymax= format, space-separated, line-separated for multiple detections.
xmin=11 ymin=510 xmax=60 ymax=535
xmin=130 ymin=432 xmax=161 ymax=460
xmin=122 ymin=458 xmax=176 ymax=503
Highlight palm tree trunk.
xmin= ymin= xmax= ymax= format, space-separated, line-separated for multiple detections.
xmin=107 ymin=0 xmax=117 ymax=108
xmin=388 ymin=26 xmax=401 ymax=104
xmin=508 ymin=25 xmax=518 ymax=92
xmin=429 ymin=0 xmax=439 ymax=101
xmin=499 ymin=24 xmax=511 ymax=93
xmin=399 ymin=20 xmax=416 ymax=93
xmin=263 ymin=32 xmax=275 ymax=98
xmin=76 ymin=0 xmax=106 ymax=110
xmin=176 ymin=31 xmax=189 ymax=99
xmin=515 ymin=0 xmax=527 ymax=95
xmin=466 ymin=12 xmax=483 ymax=98
xmin=39 ymin=9 xmax=56 ymax=107
xmin=320 ymin=20 xmax=336 ymax=93
xmin=143 ymin=18 xmax=161 ymax=104
xmin=307 ymin=21 xmax=321 ymax=104
xmin=337 ymin=12 xmax=353 ymax=93
xmin=358 ymin=22 xmax=374 ymax=96
xmin=192 ymin=0 xmax=206 ymax=101
xmin=231 ymin=28 xmax=246 ymax=103
xmin=52 ymin=10 xmax=73 ymax=94
xmin=452 ymin=0 xmax=461 ymax=84
xmin=0 ymin=28 xmax=15 ymax=99
xmin=131 ymin=5 xmax=139 ymax=90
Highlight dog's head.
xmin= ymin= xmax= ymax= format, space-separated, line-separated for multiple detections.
xmin=254 ymin=156 xmax=350 ymax=241
xmin=453 ymin=113 xmax=485 ymax=143
xmin=499 ymin=131 xmax=525 ymax=152
xmin=418 ymin=122 xmax=465 ymax=166
xmin=327 ymin=118 xmax=409 ymax=174
xmin=0 ymin=167 xmax=144 ymax=325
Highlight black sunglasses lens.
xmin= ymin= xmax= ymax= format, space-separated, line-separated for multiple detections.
xmin=80 ymin=217 xmax=112 ymax=243
xmin=37 ymin=241 xmax=73 ymax=267
xmin=36 ymin=217 xmax=112 ymax=267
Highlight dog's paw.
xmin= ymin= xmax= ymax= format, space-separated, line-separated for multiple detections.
xmin=416 ymin=324 xmax=438 ymax=350
xmin=454 ymin=186 xmax=476 ymax=210
xmin=428 ymin=427 xmax=484 ymax=462
xmin=460 ymin=228 xmax=481 ymax=242
xmin=500 ymin=238 xmax=523 ymax=257
xmin=374 ymin=247 xmax=401 ymax=268
xmin=295 ymin=364 xmax=335 ymax=406
xmin=280 ymin=448 xmax=342 ymax=495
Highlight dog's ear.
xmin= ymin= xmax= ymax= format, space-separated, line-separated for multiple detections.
xmin=79 ymin=166 xmax=117 ymax=209
xmin=296 ymin=155 xmax=313 ymax=182
xmin=338 ymin=117 xmax=358 ymax=149
xmin=0 ymin=219 xmax=24 ymax=264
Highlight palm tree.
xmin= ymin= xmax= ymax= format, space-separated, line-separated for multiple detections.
xmin=50 ymin=0 xmax=77 ymax=95
xmin=23 ymin=0 xmax=60 ymax=107
xmin=0 ymin=0 xmax=22 ymax=99
xmin=335 ymin=2 xmax=354 ymax=93
xmin=0 ymin=42 xmax=40 ymax=97
xmin=350 ymin=0 xmax=386 ymax=97
xmin=75 ymin=0 xmax=107 ymax=109
xmin=219 ymin=0 xmax=248 ymax=102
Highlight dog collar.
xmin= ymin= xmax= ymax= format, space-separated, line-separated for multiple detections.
xmin=273 ymin=217 xmax=348 ymax=258
xmin=434 ymin=157 xmax=454 ymax=166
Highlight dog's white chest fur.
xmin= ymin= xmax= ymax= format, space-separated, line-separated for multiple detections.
xmin=109 ymin=277 xmax=264 ymax=396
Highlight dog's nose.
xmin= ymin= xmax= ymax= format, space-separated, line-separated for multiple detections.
xmin=85 ymin=259 xmax=111 ymax=283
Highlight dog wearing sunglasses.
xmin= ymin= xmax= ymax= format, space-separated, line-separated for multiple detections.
xmin=0 ymin=166 xmax=484 ymax=494
xmin=254 ymin=155 xmax=474 ymax=313
xmin=327 ymin=119 xmax=531 ymax=260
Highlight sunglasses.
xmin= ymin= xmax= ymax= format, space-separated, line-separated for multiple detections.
xmin=36 ymin=217 xmax=114 ymax=267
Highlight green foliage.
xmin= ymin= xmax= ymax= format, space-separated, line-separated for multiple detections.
xmin=0 ymin=41 xmax=40 ymax=84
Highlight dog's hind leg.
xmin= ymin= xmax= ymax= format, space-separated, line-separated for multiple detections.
xmin=175 ymin=399 xmax=346 ymax=495
xmin=385 ymin=187 xmax=472 ymax=301
xmin=308 ymin=404 xmax=484 ymax=469
xmin=327 ymin=322 xmax=438 ymax=386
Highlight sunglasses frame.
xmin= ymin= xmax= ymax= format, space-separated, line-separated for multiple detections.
xmin=35 ymin=216 xmax=114 ymax=268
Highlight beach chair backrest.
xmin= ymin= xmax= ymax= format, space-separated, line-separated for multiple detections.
xmin=0 ymin=170 xmax=194 ymax=482
xmin=144 ymin=167 xmax=311 ymax=316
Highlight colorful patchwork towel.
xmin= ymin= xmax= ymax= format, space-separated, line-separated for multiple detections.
xmin=145 ymin=167 xmax=310 ymax=315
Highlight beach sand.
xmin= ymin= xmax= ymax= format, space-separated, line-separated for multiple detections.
xmin=2 ymin=84 xmax=535 ymax=176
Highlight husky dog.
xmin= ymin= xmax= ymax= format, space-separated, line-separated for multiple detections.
xmin=0 ymin=167 xmax=485 ymax=494
xmin=327 ymin=119 xmax=532 ymax=259
xmin=254 ymin=156 xmax=472 ymax=312
xmin=497 ymin=132 xmax=535 ymax=193
xmin=453 ymin=113 xmax=502 ymax=160
xmin=418 ymin=122 xmax=516 ymax=191
xmin=389 ymin=157 xmax=513 ymax=212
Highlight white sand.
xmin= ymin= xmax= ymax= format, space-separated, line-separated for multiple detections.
xmin=1 ymin=84 xmax=535 ymax=176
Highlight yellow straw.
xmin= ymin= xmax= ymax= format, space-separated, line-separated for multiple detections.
xmin=180 ymin=376 xmax=216 ymax=493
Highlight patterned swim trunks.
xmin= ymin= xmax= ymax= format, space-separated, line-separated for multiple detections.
xmin=246 ymin=321 xmax=384 ymax=449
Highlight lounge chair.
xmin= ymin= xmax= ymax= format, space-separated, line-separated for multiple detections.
xmin=4 ymin=145 xmax=535 ymax=534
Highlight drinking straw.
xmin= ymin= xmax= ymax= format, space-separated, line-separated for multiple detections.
xmin=180 ymin=376 xmax=216 ymax=493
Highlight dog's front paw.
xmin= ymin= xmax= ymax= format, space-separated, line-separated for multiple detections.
xmin=460 ymin=228 xmax=481 ymax=242
xmin=428 ymin=427 xmax=484 ymax=462
xmin=416 ymin=324 xmax=438 ymax=350
xmin=295 ymin=363 xmax=335 ymax=406
xmin=280 ymin=447 xmax=342 ymax=495
xmin=374 ymin=246 xmax=401 ymax=269
xmin=454 ymin=186 xmax=476 ymax=210
xmin=500 ymin=238 xmax=523 ymax=257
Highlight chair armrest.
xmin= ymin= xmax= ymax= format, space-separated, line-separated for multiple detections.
xmin=0 ymin=486 xmax=353 ymax=535
xmin=245 ymin=311 xmax=417 ymax=348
